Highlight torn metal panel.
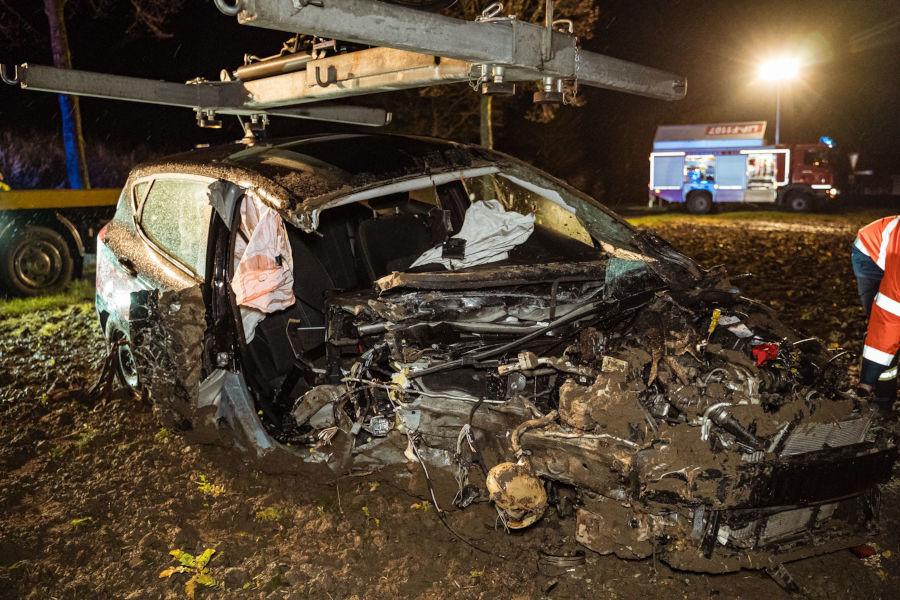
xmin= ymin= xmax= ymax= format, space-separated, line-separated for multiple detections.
xmin=198 ymin=369 xmax=280 ymax=455
xmin=207 ymin=179 xmax=244 ymax=228
xmin=129 ymin=287 xmax=207 ymax=429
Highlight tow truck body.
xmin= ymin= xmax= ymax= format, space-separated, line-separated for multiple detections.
xmin=0 ymin=188 xmax=119 ymax=295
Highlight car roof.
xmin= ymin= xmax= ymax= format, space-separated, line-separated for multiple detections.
xmin=132 ymin=133 xmax=498 ymax=224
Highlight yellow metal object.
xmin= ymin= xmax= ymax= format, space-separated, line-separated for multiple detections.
xmin=707 ymin=308 xmax=722 ymax=336
xmin=388 ymin=368 xmax=410 ymax=402
xmin=0 ymin=188 xmax=120 ymax=211
xmin=486 ymin=461 xmax=548 ymax=529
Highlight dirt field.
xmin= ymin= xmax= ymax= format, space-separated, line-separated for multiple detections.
xmin=2 ymin=209 xmax=899 ymax=599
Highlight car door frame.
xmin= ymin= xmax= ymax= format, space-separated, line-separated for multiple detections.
xmin=126 ymin=172 xmax=221 ymax=429
xmin=131 ymin=172 xmax=219 ymax=287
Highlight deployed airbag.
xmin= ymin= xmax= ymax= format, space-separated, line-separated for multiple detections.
xmin=232 ymin=191 xmax=296 ymax=342
xmin=409 ymin=200 xmax=534 ymax=270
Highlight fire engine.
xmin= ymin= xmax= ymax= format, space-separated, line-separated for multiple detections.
xmin=649 ymin=122 xmax=843 ymax=213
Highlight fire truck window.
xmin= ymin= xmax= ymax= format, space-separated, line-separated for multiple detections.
xmin=804 ymin=149 xmax=830 ymax=168
xmin=683 ymin=155 xmax=715 ymax=184
xmin=746 ymin=154 xmax=776 ymax=188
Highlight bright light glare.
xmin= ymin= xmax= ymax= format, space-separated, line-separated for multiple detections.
xmin=758 ymin=57 xmax=801 ymax=82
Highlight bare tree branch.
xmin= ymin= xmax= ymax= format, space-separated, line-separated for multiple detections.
xmin=0 ymin=0 xmax=43 ymax=47
xmin=126 ymin=0 xmax=186 ymax=39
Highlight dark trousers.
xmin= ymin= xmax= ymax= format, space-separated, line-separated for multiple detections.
xmin=851 ymin=245 xmax=897 ymax=406
xmin=852 ymin=245 xmax=882 ymax=316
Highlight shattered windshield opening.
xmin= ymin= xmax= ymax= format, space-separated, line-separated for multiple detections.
xmin=320 ymin=163 xmax=651 ymax=288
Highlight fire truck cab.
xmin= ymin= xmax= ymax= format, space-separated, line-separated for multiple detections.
xmin=649 ymin=122 xmax=841 ymax=213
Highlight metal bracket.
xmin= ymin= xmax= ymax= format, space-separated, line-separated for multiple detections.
xmin=196 ymin=109 xmax=223 ymax=129
xmin=476 ymin=2 xmax=511 ymax=22
xmin=314 ymin=64 xmax=337 ymax=87
xmin=214 ymin=0 xmax=241 ymax=16
xmin=0 ymin=64 xmax=19 ymax=85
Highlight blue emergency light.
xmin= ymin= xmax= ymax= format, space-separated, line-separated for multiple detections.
xmin=819 ymin=135 xmax=835 ymax=148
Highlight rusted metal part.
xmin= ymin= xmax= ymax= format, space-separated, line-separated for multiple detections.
xmin=486 ymin=461 xmax=548 ymax=529
xmin=537 ymin=549 xmax=586 ymax=569
xmin=241 ymin=48 xmax=471 ymax=108
xmin=511 ymin=410 xmax=558 ymax=458
xmin=376 ymin=260 xmax=608 ymax=291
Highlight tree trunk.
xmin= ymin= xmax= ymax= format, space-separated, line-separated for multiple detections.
xmin=43 ymin=0 xmax=90 ymax=189
xmin=479 ymin=95 xmax=493 ymax=149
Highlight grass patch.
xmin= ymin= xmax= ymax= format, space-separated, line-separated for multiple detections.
xmin=194 ymin=474 xmax=225 ymax=498
xmin=159 ymin=548 xmax=218 ymax=598
xmin=0 ymin=279 xmax=95 ymax=318
xmin=626 ymin=208 xmax=896 ymax=228
xmin=73 ymin=427 xmax=99 ymax=451
xmin=253 ymin=506 xmax=282 ymax=523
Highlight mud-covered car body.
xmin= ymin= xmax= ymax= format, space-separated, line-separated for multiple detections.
xmin=95 ymin=134 xmax=896 ymax=573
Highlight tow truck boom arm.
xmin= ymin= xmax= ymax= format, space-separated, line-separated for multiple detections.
xmin=232 ymin=0 xmax=686 ymax=101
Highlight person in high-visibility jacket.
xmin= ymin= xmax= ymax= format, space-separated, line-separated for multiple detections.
xmin=0 ymin=171 xmax=10 ymax=192
xmin=852 ymin=216 xmax=900 ymax=410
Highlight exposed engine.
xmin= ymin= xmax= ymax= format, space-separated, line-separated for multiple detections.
xmin=273 ymin=265 xmax=896 ymax=573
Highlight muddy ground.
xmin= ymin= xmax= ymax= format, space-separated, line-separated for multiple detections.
xmin=2 ymin=209 xmax=899 ymax=599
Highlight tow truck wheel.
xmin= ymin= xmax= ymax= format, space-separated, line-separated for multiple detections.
xmin=686 ymin=191 xmax=713 ymax=215
xmin=786 ymin=192 xmax=815 ymax=213
xmin=0 ymin=225 xmax=74 ymax=296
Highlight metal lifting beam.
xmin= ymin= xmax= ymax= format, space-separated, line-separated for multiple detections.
xmin=3 ymin=59 xmax=421 ymax=127
xmin=13 ymin=63 xmax=240 ymax=109
xmin=226 ymin=0 xmax=686 ymax=101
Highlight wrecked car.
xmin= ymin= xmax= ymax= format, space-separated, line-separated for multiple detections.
xmin=95 ymin=133 xmax=897 ymax=574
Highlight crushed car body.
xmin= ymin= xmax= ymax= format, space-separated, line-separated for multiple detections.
xmin=94 ymin=134 xmax=897 ymax=574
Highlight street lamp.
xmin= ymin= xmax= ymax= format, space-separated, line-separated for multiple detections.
xmin=757 ymin=56 xmax=800 ymax=145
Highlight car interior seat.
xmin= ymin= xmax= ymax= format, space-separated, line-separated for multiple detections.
xmin=357 ymin=194 xmax=434 ymax=280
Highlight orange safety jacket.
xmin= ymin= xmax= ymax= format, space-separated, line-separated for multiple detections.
xmin=855 ymin=216 xmax=900 ymax=383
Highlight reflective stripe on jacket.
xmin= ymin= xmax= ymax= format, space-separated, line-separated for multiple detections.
xmin=857 ymin=216 xmax=900 ymax=383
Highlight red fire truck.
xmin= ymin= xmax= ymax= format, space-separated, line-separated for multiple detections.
xmin=649 ymin=122 xmax=844 ymax=213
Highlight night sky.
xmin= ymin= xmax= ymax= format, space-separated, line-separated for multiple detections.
xmin=1 ymin=0 xmax=898 ymax=205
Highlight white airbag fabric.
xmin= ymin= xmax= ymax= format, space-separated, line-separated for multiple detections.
xmin=231 ymin=192 xmax=296 ymax=342
xmin=409 ymin=200 xmax=534 ymax=270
